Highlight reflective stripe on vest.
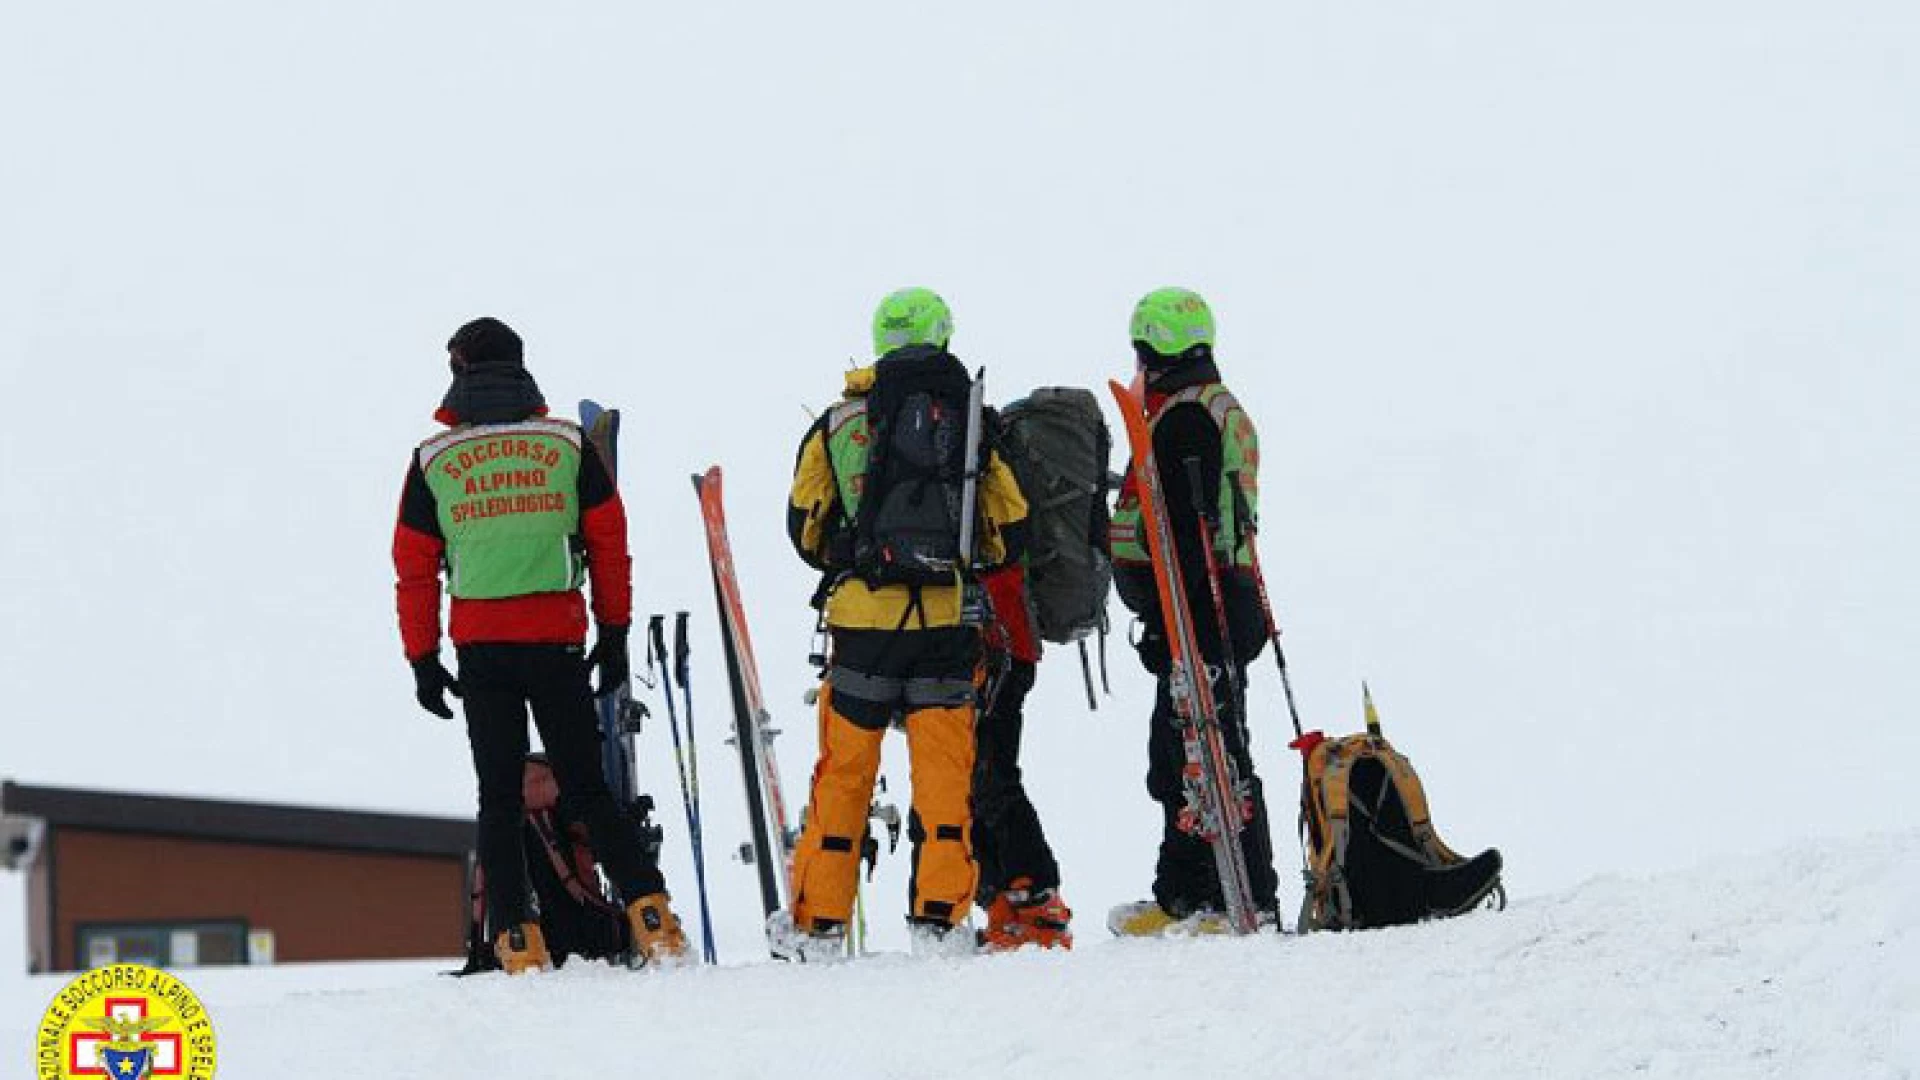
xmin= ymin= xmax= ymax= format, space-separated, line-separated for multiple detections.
xmin=1109 ymin=383 xmax=1259 ymax=569
xmin=419 ymin=418 xmax=586 ymax=599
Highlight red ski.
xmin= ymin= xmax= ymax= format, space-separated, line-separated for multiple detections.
xmin=693 ymin=465 xmax=797 ymax=931
xmin=1108 ymin=380 xmax=1260 ymax=934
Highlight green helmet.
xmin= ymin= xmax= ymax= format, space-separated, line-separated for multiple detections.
xmin=871 ymin=287 xmax=954 ymax=356
xmin=1130 ymin=287 xmax=1215 ymax=358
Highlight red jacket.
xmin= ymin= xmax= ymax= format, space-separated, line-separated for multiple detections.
xmin=392 ymin=421 xmax=631 ymax=661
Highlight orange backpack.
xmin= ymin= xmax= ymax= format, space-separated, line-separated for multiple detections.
xmin=1293 ymin=696 xmax=1505 ymax=932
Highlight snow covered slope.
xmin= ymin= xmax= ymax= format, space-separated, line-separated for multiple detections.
xmin=9 ymin=830 xmax=1913 ymax=1079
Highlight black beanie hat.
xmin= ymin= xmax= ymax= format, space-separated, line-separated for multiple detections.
xmin=447 ymin=316 xmax=524 ymax=369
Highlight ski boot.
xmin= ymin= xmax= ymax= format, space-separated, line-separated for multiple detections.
xmin=494 ymin=922 xmax=551 ymax=975
xmin=1108 ymin=900 xmax=1198 ymax=938
xmin=1107 ymin=900 xmax=1279 ymax=938
xmin=980 ymin=878 xmax=1073 ymax=952
xmin=767 ymin=910 xmax=850 ymax=964
xmin=626 ymin=893 xmax=692 ymax=968
xmin=907 ymin=916 xmax=977 ymax=959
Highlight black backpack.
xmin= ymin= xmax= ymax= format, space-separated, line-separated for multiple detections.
xmin=999 ymin=388 xmax=1112 ymax=643
xmin=853 ymin=350 xmax=978 ymax=586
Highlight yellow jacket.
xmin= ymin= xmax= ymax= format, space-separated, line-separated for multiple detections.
xmin=788 ymin=361 xmax=1028 ymax=631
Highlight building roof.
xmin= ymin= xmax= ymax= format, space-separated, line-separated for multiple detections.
xmin=1 ymin=781 xmax=473 ymax=859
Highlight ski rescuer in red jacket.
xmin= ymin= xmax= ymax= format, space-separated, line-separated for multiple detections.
xmin=392 ymin=316 xmax=688 ymax=974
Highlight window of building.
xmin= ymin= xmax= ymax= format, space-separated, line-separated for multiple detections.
xmin=77 ymin=921 xmax=250 ymax=969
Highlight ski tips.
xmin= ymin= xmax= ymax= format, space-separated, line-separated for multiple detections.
xmin=1363 ymin=681 xmax=1382 ymax=737
xmin=1107 ymin=377 xmax=1149 ymax=415
xmin=691 ymin=465 xmax=721 ymax=493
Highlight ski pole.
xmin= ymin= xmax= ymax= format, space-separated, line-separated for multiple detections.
xmin=674 ymin=612 xmax=703 ymax=827
xmin=671 ymin=611 xmax=716 ymax=963
xmin=1229 ymin=474 xmax=1305 ymax=741
xmin=650 ymin=616 xmax=717 ymax=964
xmin=1097 ymin=619 xmax=1111 ymax=695
xmin=1077 ymin=640 xmax=1098 ymax=711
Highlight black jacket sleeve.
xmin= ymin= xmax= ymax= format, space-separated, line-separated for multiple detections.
xmin=578 ymin=438 xmax=617 ymax=511
xmin=398 ymin=455 xmax=442 ymax=539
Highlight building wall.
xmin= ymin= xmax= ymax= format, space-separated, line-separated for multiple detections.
xmin=52 ymin=829 xmax=467 ymax=971
xmin=27 ymin=832 xmax=52 ymax=973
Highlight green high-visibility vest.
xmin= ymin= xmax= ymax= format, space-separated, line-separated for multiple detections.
xmin=418 ymin=418 xmax=586 ymax=599
xmin=1110 ymin=383 xmax=1259 ymax=569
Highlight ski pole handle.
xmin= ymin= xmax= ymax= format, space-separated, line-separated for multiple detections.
xmin=648 ymin=615 xmax=669 ymax=684
xmin=673 ymin=611 xmax=692 ymax=690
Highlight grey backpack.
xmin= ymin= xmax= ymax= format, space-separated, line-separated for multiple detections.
xmin=998 ymin=388 xmax=1112 ymax=643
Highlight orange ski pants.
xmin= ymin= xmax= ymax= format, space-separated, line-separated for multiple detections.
xmin=789 ymin=626 xmax=979 ymax=931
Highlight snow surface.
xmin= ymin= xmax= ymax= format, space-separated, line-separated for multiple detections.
xmin=7 ymin=830 xmax=1914 ymax=1079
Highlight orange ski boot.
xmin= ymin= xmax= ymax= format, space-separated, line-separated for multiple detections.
xmin=981 ymin=878 xmax=1073 ymax=952
xmin=494 ymin=922 xmax=552 ymax=975
xmin=626 ymin=893 xmax=692 ymax=968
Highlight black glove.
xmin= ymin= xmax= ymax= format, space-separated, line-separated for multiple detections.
xmin=587 ymin=624 xmax=631 ymax=696
xmin=411 ymin=653 xmax=463 ymax=720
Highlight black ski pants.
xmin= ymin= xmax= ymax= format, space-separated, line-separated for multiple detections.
xmin=972 ymin=658 xmax=1061 ymax=898
xmin=1144 ymin=660 xmax=1280 ymax=915
xmin=457 ymin=642 xmax=665 ymax=930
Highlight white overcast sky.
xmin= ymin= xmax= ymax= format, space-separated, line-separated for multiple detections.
xmin=2 ymin=1 xmax=1915 ymax=962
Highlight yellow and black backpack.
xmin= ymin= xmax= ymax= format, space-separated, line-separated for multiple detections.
xmin=1293 ymin=693 xmax=1505 ymax=932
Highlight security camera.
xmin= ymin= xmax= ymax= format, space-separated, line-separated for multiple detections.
xmin=0 ymin=815 xmax=43 ymax=872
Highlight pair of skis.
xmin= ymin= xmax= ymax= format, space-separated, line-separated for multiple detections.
xmin=693 ymin=466 xmax=800 ymax=936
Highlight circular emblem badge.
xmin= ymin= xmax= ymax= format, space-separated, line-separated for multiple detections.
xmin=35 ymin=963 xmax=217 ymax=1079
